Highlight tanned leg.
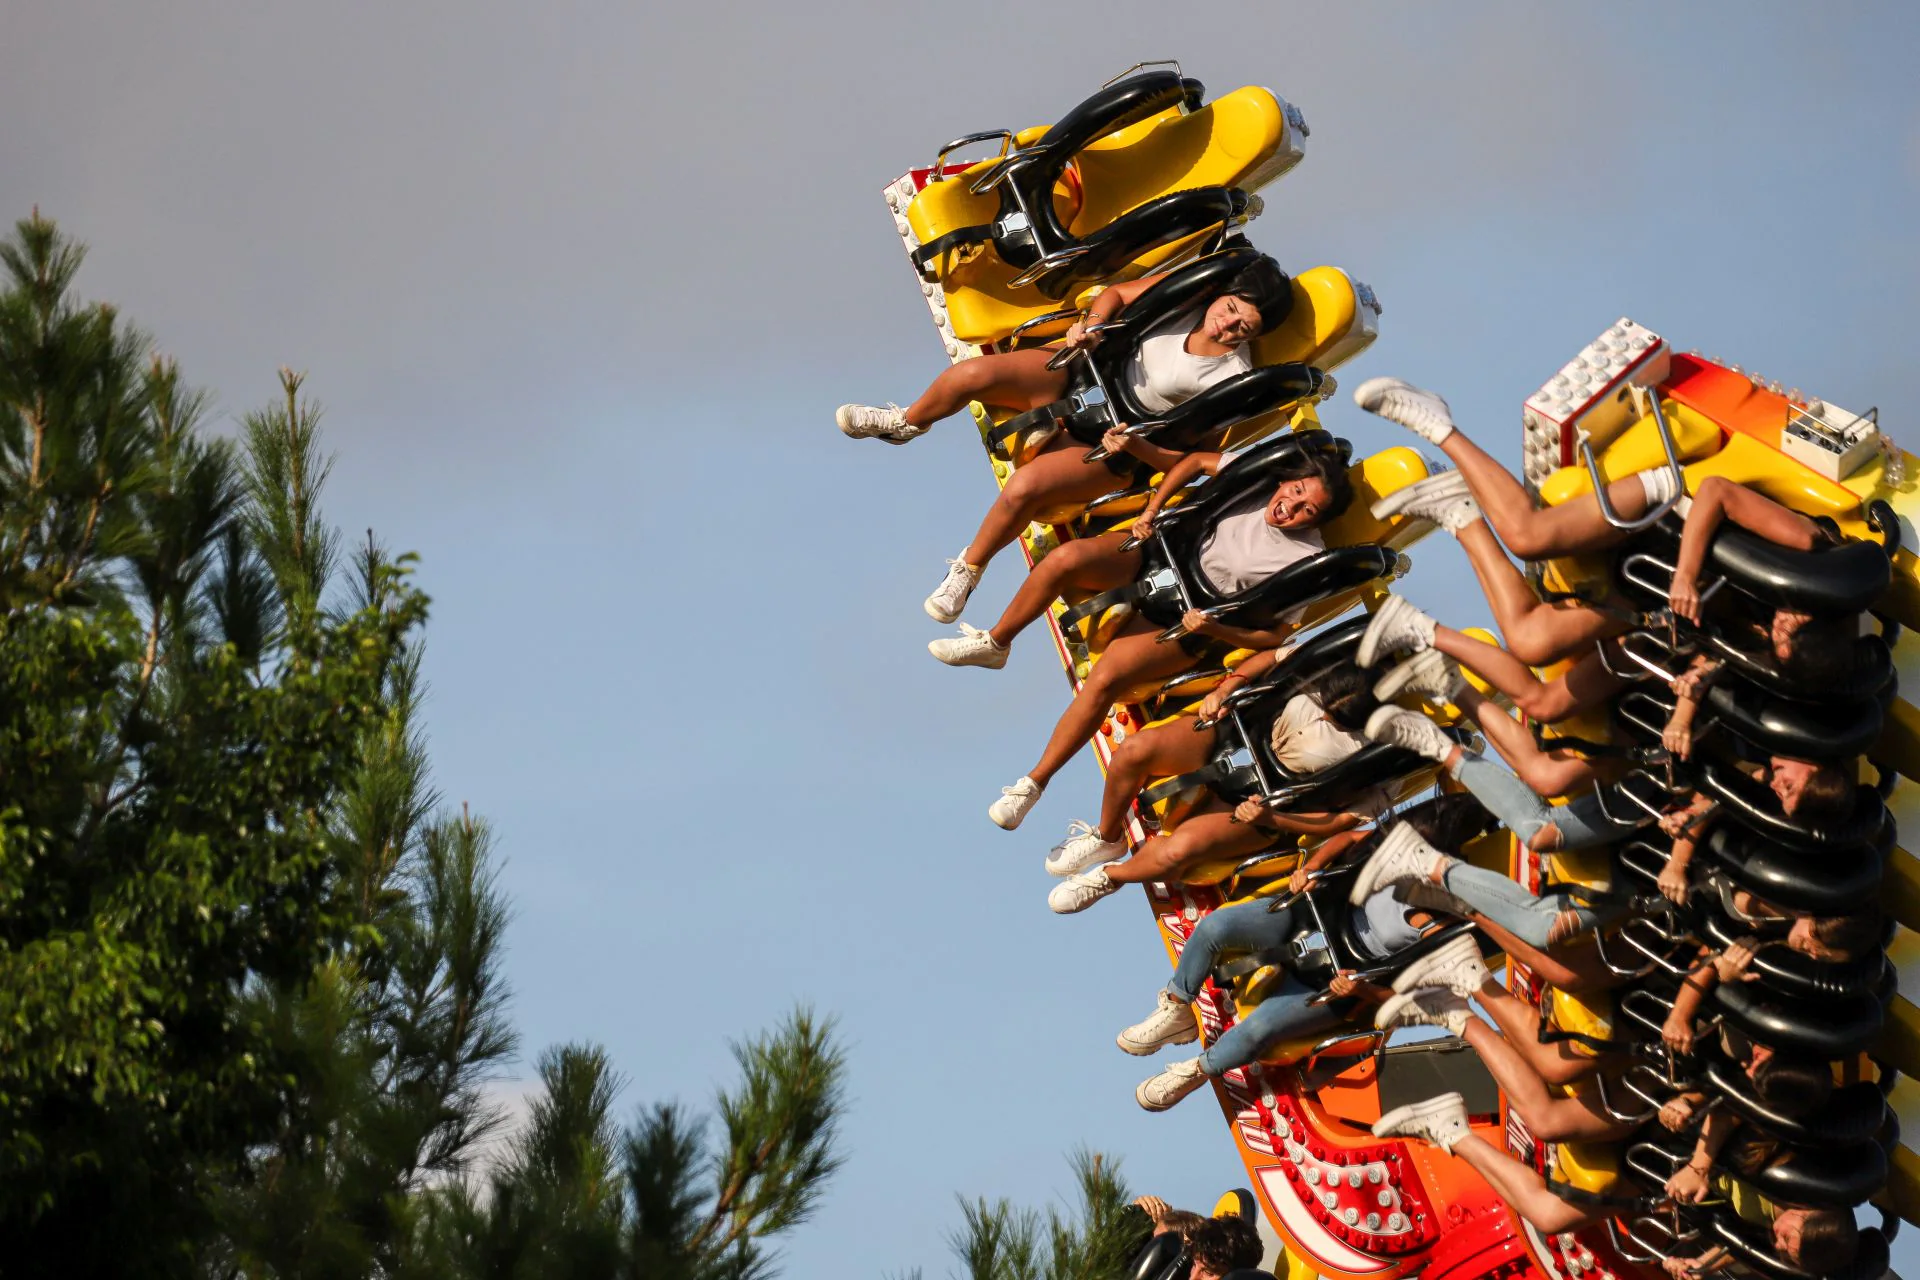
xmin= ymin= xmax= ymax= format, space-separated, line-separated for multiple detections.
xmin=1098 ymin=716 xmax=1218 ymax=840
xmin=904 ymin=347 xmax=1070 ymax=427
xmin=986 ymin=530 xmax=1142 ymax=647
xmin=1439 ymin=431 xmax=1646 ymax=560
xmin=1476 ymin=978 xmax=1621 ymax=1085
xmin=1448 ymin=1136 xmax=1608 ymax=1234
xmin=1434 ymin=628 xmax=1625 ymax=724
xmin=961 ymin=444 xmax=1130 ymax=569
xmin=1025 ymin=625 xmax=1197 ymax=787
xmin=1455 ymin=521 xmax=1628 ymax=666
xmin=1104 ymin=806 xmax=1279 ymax=886
xmin=1455 ymin=687 xmax=1601 ymax=798
xmin=1463 ymin=1017 xmax=1638 ymax=1141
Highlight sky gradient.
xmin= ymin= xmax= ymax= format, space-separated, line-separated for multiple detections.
xmin=5 ymin=2 xmax=1919 ymax=1274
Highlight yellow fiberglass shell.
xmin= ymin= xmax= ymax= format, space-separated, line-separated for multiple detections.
xmin=909 ymin=87 xmax=1292 ymax=346
xmin=1534 ymin=400 xmax=1725 ymax=508
xmin=1551 ymin=1141 xmax=1622 ymax=1196
xmin=1547 ymin=986 xmax=1614 ymax=1046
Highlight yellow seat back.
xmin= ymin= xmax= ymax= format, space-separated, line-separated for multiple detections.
xmin=909 ymin=87 xmax=1301 ymax=346
xmin=1548 ymin=987 xmax=1615 ymax=1045
xmin=1552 ymin=1140 xmax=1622 ymax=1195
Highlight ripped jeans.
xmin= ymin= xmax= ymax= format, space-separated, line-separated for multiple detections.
xmin=1450 ymin=752 xmax=1647 ymax=851
xmin=1441 ymin=862 xmax=1611 ymax=949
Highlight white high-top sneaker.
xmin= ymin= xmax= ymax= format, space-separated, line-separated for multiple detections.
xmin=988 ymin=776 xmax=1043 ymax=830
xmin=1348 ymin=821 xmax=1456 ymax=904
xmin=1389 ymin=934 xmax=1490 ymax=999
xmin=925 ymin=555 xmax=985 ymax=623
xmin=836 ymin=402 xmax=924 ymax=444
xmin=1117 ymin=991 xmax=1200 ymax=1055
xmin=1363 ymin=706 xmax=1458 ymax=766
xmin=1372 ymin=471 xmax=1483 ymax=534
xmin=1353 ymin=377 xmax=1457 ymax=446
xmin=1135 ymin=1056 xmax=1209 ymax=1112
xmin=929 ymin=623 xmax=1008 ymax=670
xmin=1044 ymin=821 xmax=1125 ymax=877
xmin=1048 ymin=866 xmax=1119 ymax=914
xmin=1372 ymin=1091 xmax=1472 ymax=1152
xmin=1357 ymin=595 xmax=1438 ymax=668
xmin=1373 ymin=650 xmax=1466 ymax=704
xmin=1374 ymin=987 xmax=1473 ymax=1036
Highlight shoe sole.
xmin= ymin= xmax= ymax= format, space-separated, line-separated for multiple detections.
xmin=1372 ymin=1091 xmax=1466 ymax=1138
xmin=1389 ymin=937 xmax=1486 ymax=995
xmin=1347 ymin=827 xmax=1426 ymax=905
xmin=1373 ymin=654 xmax=1445 ymax=702
xmin=1045 ymin=846 xmax=1122 ymax=878
xmin=1135 ymin=1075 xmax=1205 ymax=1112
xmin=1369 ymin=473 xmax=1467 ymax=523
xmin=929 ymin=643 xmax=1007 ymax=669
xmin=1116 ymin=1024 xmax=1200 ymax=1056
xmin=924 ymin=598 xmax=963 ymax=623
xmin=1357 ymin=597 xmax=1415 ymax=668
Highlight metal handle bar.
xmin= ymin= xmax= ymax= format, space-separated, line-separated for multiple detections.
xmin=1088 ymin=417 xmax=1167 ymax=463
xmin=1103 ymin=58 xmax=1184 ymax=87
xmin=927 ymin=130 xmax=1013 ymax=182
xmin=1008 ymin=244 xmax=1095 ymax=290
xmin=1008 ymin=306 xmax=1084 ymax=346
xmin=1616 ymin=629 xmax=1687 ymax=684
xmin=1304 ymin=1028 xmax=1387 ymax=1075
xmin=1585 ymin=390 xmax=1687 ymax=532
xmin=1264 ymin=868 xmax=1326 ymax=913
xmin=1593 ymin=1069 xmax=1663 ymax=1124
xmin=1045 ymin=319 xmax=1129 ymax=371
xmin=1619 ymin=550 xmax=1727 ymax=611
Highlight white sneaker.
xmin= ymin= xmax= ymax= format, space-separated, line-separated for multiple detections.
xmin=1373 ymin=650 xmax=1466 ymax=704
xmin=1353 ymin=377 xmax=1457 ymax=447
xmin=1117 ymin=991 xmax=1200 ymax=1056
xmin=1389 ymin=934 xmax=1490 ymax=999
xmin=1363 ymin=706 xmax=1458 ymax=766
xmin=1348 ymin=821 xmax=1455 ymax=905
xmin=924 ymin=555 xmax=985 ymax=623
xmin=1371 ymin=471 xmax=1482 ymax=533
xmin=1135 ymin=1056 xmax=1209 ymax=1112
xmin=1375 ymin=987 xmax=1473 ymax=1036
xmin=1371 ymin=1091 xmax=1471 ymax=1152
xmin=836 ymin=402 xmax=925 ymax=444
xmin=1357 ymin=595 xmax=1437 ymax=668
xmin=929 ymin=623 xmax=1008 ymax=669
xmin=1045 ymin=821 xmax=1125 ymax=877
xmin=988 ymin=776 xmax=1043 ymax=830
xmin=1049 ymin=866 xmax=1119 ymax=914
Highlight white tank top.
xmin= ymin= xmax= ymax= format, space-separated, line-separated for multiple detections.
xmin=1124 ymin=307 xmax=1253 ymax=415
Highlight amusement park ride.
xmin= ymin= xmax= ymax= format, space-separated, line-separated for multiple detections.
xmin=873 ymin=64 xmax=1919 ymax=1280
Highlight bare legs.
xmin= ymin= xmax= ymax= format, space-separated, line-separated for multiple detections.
xmin=1103 ymin=808 xmax=1280 ymax=886
xmin=1456 ymin=521 xmax=1630 ymax=666
xmin=1464 ymin=1012 xmax=1635 ymax=1142
xmin=1448 ymin=1136 xmax=1609 ymax=1234
xmin=1474 ymin=979 xmax=1621 ymax=1085
xmin=1025 ymin=625 xmax=1199 ymax=788
xmin=1434 ymin=627 xmax=1625 ymax=724
xmin=962 ymin=444 xmax=1127 ymax=569
xmin=904 ymin=347 xmax=1069 ymax=428
xmin=1098 ymin=716 xmax=1219 ymax=839
xmin=1439 ymin=430 xmax=1651 ymax=560
xmin=986 ymin=530 xmax=1142 ymax=648
xmin=1454 ymin=686 xmax=1603 ymax=799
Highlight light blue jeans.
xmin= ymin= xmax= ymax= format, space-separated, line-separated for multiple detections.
xmin=1441 ymin=861 xmax=1606 ymax=949
xmin=1451 ymin=752 xmax=1647 ymax=851
xmin=1164 ymin=898 xmax=1348 ymax=1076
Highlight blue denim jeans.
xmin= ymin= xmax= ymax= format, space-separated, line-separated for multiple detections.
xmin=1440 ymin=861 xmax=1605 ymax=949
xmin=1451 ymin=752 xmax=1646 ymax=851
xmin=1164 ymin=898 xmax=1347 ymax=1076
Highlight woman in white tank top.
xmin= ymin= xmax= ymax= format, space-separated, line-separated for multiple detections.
xmin=837 ymin=254 xmax=1295 ymax=626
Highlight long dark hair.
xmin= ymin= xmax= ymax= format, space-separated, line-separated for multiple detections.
xmin=1221 ymin=253 xmax=1293 ymax=334
xmin=1273 ymin=447 xmax=1354 ymax=527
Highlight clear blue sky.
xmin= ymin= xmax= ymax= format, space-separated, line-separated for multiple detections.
xmin=5 ymin=2 xmax=1918 ymax=1274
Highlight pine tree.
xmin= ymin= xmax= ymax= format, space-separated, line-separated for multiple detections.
xmin=0 ymin=214 xmax=426 ymax=1272
xmin=904 ymin=1150 xmax=1147 ymax=1280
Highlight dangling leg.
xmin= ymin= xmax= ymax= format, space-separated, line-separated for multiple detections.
xmin=1456 ymin=521 xmax=1628 ymax=665
xmin=1434 ymin=628 xmax=1626 ymax=724
xmin=1462 ymin=1014 xmax=1638 ymax=1141
xmin=1447 ymin=1136 xmax=1609 ymax=1234
xmin=1436 ymin=430 xmax=1650 ymax=560
xmin=961 ymin=444 xmax=1129 ymax=570
xmin=1104 ymin=805 xmax=1281 ymax=887
xmin=1096 ymin=716 xmax=1219 ymax=841
xmin=1024 ymin=625 xmax=1197 ymax=788
xmin=983 ymin=530 xmax=1142 ymax=648
xmin=1475 ymin=975 xmax=1623 ymax=1084
xmin=1453 ymin=686 xmax=1603 ymax=799
xmin=905 ymin=347 xmax=1070 ymax=427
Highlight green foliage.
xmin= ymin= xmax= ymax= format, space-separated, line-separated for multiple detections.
xmin=0 ymin=212 xmax=426 ymax=1272
xmin=414 ymin=1008 xmax=848 ymax=1280
xmin=910 ymin=1150 xmax=1145 ymax=1280
xmin=0 ymin=212 xmax=848 ymax=1279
